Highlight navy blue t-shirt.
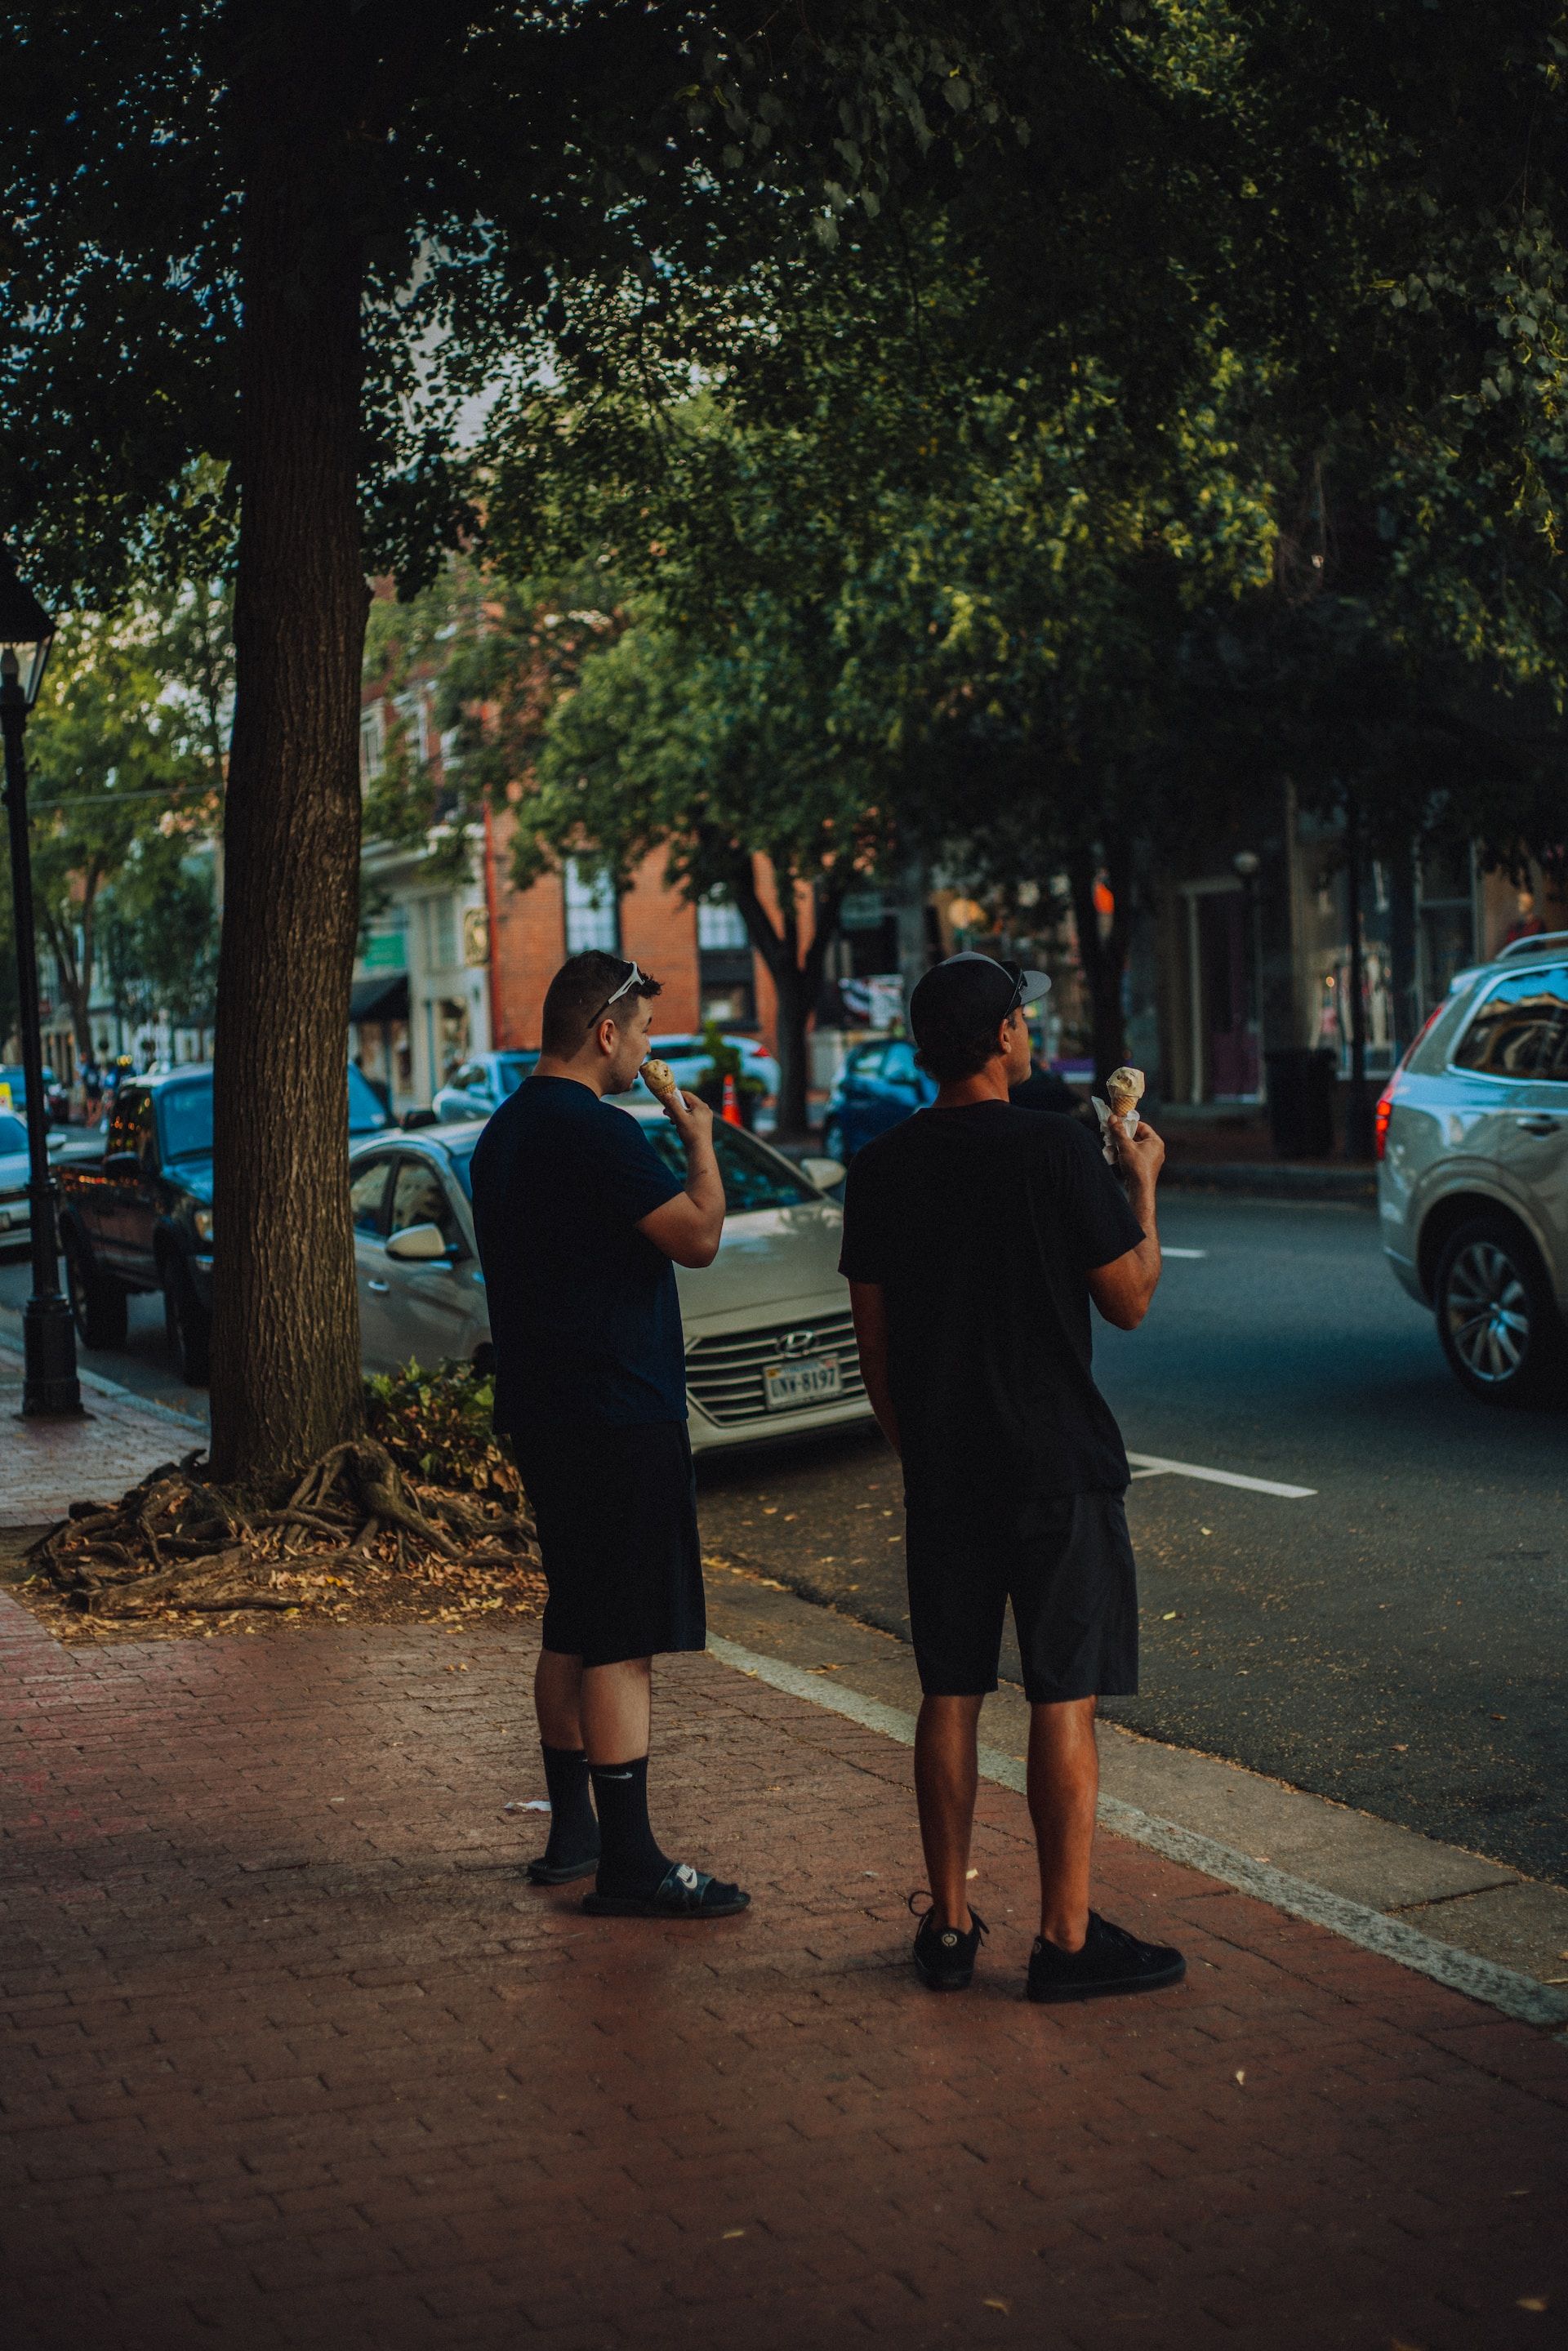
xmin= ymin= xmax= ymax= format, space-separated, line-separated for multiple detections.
xmin=470 ymin=1077 xmax=687 ymax=1429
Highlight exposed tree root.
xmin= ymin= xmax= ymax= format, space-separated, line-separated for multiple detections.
xmin=27 ymin=1439 xmax=540 ymax=1626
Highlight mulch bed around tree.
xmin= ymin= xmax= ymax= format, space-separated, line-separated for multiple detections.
xmin=5 ymin=1365 xmax=549 ymax=1645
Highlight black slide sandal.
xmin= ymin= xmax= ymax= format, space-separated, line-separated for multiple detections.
xmin=525 ymin=1854 xmax=600 ymax=1886
xmin=582 ymin=1861 xmax=750 ymax=1919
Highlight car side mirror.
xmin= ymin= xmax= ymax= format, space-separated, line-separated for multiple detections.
xmin=385 ymin=1222 xmax=450 ymax=1262
xmin=799 ymin=1155 xmax=846 ymax=1191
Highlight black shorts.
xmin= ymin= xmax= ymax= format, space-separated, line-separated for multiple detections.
xmin=506 ymin=1420 xmax=706 ymax=1669
xmin=903 ymin=1488 xmax=1138 ymax=1705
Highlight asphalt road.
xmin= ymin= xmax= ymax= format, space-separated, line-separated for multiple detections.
xmin=8 ymin=1194 xmax=1566 ymax=1884
xmin=697 ymin=1193 xmax=1568 ymax=1889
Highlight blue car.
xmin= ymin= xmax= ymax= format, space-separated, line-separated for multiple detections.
xmin=821 ymin=1038 xmax=937 ymax=1161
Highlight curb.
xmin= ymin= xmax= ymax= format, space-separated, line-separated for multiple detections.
xmin=1162 ymin=1162 xmax=1376 ymax=1204
xmin=0 ymin=1332 xmax=207 ymax=1435
xmin=710 ymin=1632 xmax=1568 ymax=2036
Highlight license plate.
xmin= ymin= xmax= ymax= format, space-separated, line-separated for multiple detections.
xmin=764 ymin=1356 xmax=841 ymax=1410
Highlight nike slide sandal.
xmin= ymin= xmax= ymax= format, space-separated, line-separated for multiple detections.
xmin=581 ymin=1860 xmax=750 ymax=1918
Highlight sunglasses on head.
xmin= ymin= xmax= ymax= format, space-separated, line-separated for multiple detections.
xmin=586 ymin=958 xmax=648 ymax=1031
xmin=1000 ymin=960 xmax=1026 ymax=1020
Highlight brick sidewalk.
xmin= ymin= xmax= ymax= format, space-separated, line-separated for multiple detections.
xmin=0 ymin=1348 xmax=200 ymax=1529
xmin=2 ymin=1595 xmax=1564 ymax=2351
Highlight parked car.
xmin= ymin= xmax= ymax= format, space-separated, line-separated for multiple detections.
xmin=0 ymin=1111 xmax=33 ymax=1246
xmin=1378 ymin=932 xmax=1568 ymax=1403
xmin=634 ymin=1033 xmax=781 ymax=1105
xmin=57 ymin=1062 xmax=391 ymax=1382
xmin=821 ymin=1036 xmax=937 ymax=1161
xmin=431 ymin=1050 xmax=541 ymax=1124
xmin=347 ymin=1108 xmax=862 ymax=1451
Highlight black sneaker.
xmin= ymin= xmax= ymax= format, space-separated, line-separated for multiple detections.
xmin=909 ymin=1892 xmax=988 ymax=1990
xmin=1027 ymin=1911 xmax=1185 ymax=2003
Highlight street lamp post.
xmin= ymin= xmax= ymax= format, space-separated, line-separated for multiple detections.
xmin=0 ymin=544 xmax=80 ymax=1416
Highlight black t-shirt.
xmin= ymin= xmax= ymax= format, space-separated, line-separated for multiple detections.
xmin=838 ymin=1103 xmax=1146 ymax=1504
xmin=470 ymin=1076 xmax=687 ymax=1429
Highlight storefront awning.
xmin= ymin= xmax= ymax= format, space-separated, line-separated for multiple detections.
xmin=350 ymin=972 xmax=409 ymax=1025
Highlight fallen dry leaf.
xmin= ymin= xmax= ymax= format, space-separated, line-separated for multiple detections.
xmin=722 ymin=2229 xmax=746 ymax=2242
xmin=983 ymin=2299 xmax=1010 ymax=2316
xmin=1517 ymin=2298 xmax=1548 ymax=2313
xmin=1235 ymin=2069 xmax=1246 ymax=2086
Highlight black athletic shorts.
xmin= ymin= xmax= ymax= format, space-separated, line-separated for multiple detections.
xmin=902 ymin=1487 xmax=1138 ymax=1705
xmin=506 ymin=1420 xmax=706 ymax=1668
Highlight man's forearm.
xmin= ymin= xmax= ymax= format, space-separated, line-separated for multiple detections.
xmin=682 ymin=1136 xmax=725 ymax=1246
xmin=1126 ymin=1179 xmax=1161 ymax=1308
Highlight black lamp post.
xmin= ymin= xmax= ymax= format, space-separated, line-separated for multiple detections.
xmin=0 ymin=544 xmax=80 ymax=1416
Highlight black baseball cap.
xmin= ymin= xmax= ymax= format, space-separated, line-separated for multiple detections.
xmin=908 ymin=953 xmax=1051 ymax=1049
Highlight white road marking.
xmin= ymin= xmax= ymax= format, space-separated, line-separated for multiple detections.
xmin=1162 ymin=1246 xmax=1207 ymax=1258
xmin=1127 ymin=1452 xmax=1316 ymax=1499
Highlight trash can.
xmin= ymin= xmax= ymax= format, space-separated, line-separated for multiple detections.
xmin=1264 ymin=1047 xmax=1336 ymax=1159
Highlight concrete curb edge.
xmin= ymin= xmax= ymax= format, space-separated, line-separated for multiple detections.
xmin=709 ymin=1633 xmax=1568 ymax=2035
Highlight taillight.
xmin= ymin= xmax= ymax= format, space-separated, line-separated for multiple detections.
xmin=1374 ymin=1082 xmax=1395 ymax=1159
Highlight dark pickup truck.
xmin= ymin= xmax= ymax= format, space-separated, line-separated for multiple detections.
xmin=58 ymin=1064 xmax=391 ymax=1383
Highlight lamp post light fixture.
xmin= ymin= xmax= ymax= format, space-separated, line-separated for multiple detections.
xmin=0 ymin=543 xmax=80 ymax=1416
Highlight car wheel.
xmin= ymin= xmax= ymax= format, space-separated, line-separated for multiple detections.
xmin=65 ymin=1233 xmax=128 ymax=1350
xmin=162 ymin=1258 xmax=212 ymax=1387
xmin=1434 ymin=1215 xmax=1564 ymax=1405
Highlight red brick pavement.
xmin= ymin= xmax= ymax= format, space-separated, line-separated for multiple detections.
xmin=2 ymin=1590 xmax=1565 ymax=2351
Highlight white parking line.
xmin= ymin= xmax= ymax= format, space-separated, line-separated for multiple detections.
xmin=1127 ymin=1451 xmax=1316 ymax=1499
xmin=1162 ymin=1247 xmax=1207 ymax=1258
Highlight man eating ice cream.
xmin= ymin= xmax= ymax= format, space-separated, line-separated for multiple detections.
xmin=840 ymin=953 xmax=1184 ymax=2001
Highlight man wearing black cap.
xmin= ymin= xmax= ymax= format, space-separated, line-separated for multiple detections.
xmin=839 ymin=952 xmax=1183 ymax=2002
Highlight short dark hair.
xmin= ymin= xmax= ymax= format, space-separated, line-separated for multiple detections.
xmin=541 ymin=951 xmax=662 ymax=1056
xmin=914 ymin=1015 xmax=1008 ymax=1086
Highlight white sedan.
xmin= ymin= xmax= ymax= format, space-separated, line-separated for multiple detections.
xmin=0 ymin=1111 xmax=29 ymax=1245
xmin=347 ymin=1106 xmax=865 ymax=1451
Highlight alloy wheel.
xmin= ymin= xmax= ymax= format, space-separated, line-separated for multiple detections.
xmin=1443 ymin=1240 xmax=1530 ymax=1386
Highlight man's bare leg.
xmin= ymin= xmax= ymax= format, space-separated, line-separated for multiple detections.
xmin=914 ymin=1694 xmax=985 ymax=1931
xmin=534 ymin=1647 xmax=584 ymax=1746
xmin=579 ymin=1655 xmax=653 ymax=1765
xmin=1027 ymin=1695 xmax=1098 ymax=1951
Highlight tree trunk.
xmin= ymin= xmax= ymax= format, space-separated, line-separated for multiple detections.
xmin=727 ymin=857 xmax=849 ymax=1142
xmin=1067 ymin=835 xmax=1134 ymax=1091
xmin=209 ymin=125 xmax=368 ymax=1482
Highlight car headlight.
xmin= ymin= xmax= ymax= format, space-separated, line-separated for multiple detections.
xmin=193 ymin=1207 xmax=214 ymax=1244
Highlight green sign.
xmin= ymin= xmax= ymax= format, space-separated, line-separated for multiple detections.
xmin=361 ymin=930 xmax=406 ymax=970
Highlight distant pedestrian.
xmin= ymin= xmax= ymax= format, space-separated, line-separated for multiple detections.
xmin=470 ymin=951 xmax=748 ymax=1921
xmin=840 ymin=952 xmax=1184 ymax=2002
xmin=1502 ymin=887 xmax=1547 ymax=950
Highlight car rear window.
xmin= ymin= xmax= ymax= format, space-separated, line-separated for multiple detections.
xmin=158 ymin=1081 xmax=214 ymax=1161
xmin=641 ymin=1122 xmax=815 ymax=1212
xmin=1452 ymin=967 xmax=1568 ymax=1081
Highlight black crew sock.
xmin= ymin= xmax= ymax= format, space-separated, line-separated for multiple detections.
xmin=588 ymin=1757 xmax=671 ymax=1897
xmin=539 ymin=1745 xmax=599 ymax=1869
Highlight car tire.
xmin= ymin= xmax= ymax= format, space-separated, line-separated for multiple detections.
xmin=1434 ymin=1214 xmax=1565 ymax=1406
xmin=162 ymin=1257 xmax=212 ymax=1387
xmin=64 ymin=1232 xmax=128 ymax=1351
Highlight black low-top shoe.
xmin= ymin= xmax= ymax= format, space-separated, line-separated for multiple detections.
xmin=1027 ymin=1911 xmax=1185 ymax=2003
xmin=910 ymin=1893 xmax=989 ymax=1990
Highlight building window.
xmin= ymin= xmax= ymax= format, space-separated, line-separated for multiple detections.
xmin=423 ymin=895 xmax=459 ymax=973
xmin=697 ymin=888 xmax=755 ymax=1026
xmin=359 ymin=702 xmax=385 ymax=787
xmin=564 ymin=858 xmax=620 ymax=954
xmin=697 ymin=892 xmax=749 ymax=951
xmin=392 ymin=689 xmax=427 ymax=768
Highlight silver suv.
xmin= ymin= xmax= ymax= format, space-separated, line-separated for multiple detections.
xmin=1379 ymin=934 xmax=1568 ymax=1403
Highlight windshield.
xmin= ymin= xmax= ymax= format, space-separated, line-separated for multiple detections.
xmin=642 ymin=1121 xmax=815 ymax=1213
xmin=0 ymin=1113 xmax=26 ymax=1155
xmin=348 ymin=1062 xmax=390 ymax=1132
xmin=496 ymin=1053 xmax=539 ymax=1098
xmin=158 ymin=1081 xmax=214 ymax=1162
xmin=444 ymin=1138 xmax=478 ymax=1199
